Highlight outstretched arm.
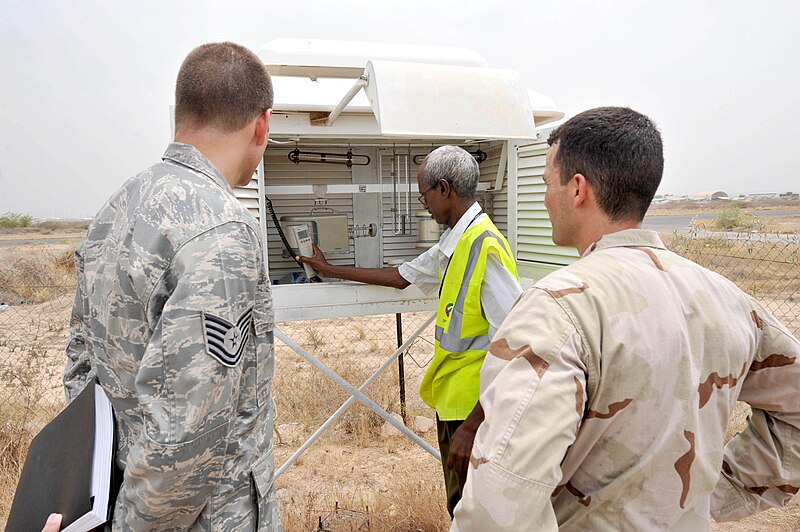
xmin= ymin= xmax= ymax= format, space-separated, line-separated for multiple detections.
xmin=298 ymin=244 xmax=410 ymax=289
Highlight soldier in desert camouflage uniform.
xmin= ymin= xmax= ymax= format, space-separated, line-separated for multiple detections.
xmin=453 ymin=107 xmax=800 ymax=531
xmin=63 ymin=42 xmax=281 ymax=530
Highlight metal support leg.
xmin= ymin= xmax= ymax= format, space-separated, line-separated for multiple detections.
xmin=274 ymin=312 xmax=438 ymax=478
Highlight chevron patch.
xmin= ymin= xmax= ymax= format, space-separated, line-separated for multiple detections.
xmin=201 ymin=305 xmax=253 ymax=367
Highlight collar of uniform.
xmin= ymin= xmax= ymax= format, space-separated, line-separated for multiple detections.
xmin=438 ymin=202 xmax=484 ymax=259
xmin=162 ymin=142 xmax=233 ymax=195
xmin=582 ymin=228 xmax=666 ymax=258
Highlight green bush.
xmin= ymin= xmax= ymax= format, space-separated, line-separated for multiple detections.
xmin=713 ymin=205 xmax=763 ymax=231
xmin=0 ymin=212 xmax=34 ymax=228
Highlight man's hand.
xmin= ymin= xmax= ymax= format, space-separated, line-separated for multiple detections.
xmin=447 ymin=403 xmax=485 ymax=477
xmin=296 ymin=244 xmax=332 ymax=276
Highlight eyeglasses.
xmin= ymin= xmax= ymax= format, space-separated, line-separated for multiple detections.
xmin=418 ymin=180 xmax=444 ymax=206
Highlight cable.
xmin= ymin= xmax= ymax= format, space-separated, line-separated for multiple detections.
xmin=265 ymin=196 xmax=303 ymax=268
xmin=265 ymin=196 xmax=323 ymax=283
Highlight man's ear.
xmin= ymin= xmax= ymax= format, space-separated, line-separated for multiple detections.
xmin=572 ymin=173 xmax=590 ymax=207
xmin=439 ymin=179 xmax=451 ymax=198
xmin=254 ymin=108 xmax=272 ymax=147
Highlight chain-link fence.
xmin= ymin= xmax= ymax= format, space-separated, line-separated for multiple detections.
xmin=0 ymin=239 xmax=77 ymax=527
xmin=666 ymin=231 xmax=799 ymax=335
xmin=665 ymin=231 xmax=799 ymax=446
xmin=0 ymin=230 xmax=798 ymax=529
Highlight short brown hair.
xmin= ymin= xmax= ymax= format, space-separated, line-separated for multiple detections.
xmin=175 ymin=42 xmax=273 ymax=132
xmin=548 ymin=107 xmax=663 ymax=222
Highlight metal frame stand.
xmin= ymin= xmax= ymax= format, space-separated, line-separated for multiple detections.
xmin=274 ymin=312 xmax=439 ymax=479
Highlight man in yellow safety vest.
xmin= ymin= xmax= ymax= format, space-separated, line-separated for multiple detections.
xmin=298 ymin=145 xmax=521 ymax=517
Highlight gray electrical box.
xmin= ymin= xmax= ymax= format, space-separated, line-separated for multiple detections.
xmin=280 ymin=213 xmax=350 ymax=253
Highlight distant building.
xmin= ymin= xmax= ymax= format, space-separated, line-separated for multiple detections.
xmin=654 ymin=194 xmax=690 ymax=203
xmin=691 ymin=190 xmax=729 ymax=201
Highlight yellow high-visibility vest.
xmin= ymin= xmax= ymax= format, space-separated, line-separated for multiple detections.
xmin=419 ymin=215 xmax=518 ymax=420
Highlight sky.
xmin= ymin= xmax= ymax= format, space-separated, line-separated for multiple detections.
xmin=1 ymin=0 xmax=798 ymax=218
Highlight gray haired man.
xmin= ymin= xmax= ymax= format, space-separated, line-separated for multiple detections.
xmin=63 ymin=42 xmax=281 ymax=530
xmin=299 ymin=145 xmax=522 ymax=517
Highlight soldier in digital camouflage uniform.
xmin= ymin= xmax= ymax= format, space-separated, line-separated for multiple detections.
xmin=452 ymin=107 xmax=800 ymax=531
xmin=63 ymin=42 xmax=282 ymax=530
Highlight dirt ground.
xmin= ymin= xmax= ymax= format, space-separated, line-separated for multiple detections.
xmin=1 ymin=234 xmax=799 ymax=530
xmin=274 ymin=437 xmax=449 ymax=531
xmin=712 ymin=498 xmax=800 ymax=532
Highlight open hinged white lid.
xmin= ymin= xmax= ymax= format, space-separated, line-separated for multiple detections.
xmin=261 ymin=38 xmax=560 ymax=139
xmin=260 ymin=38 xmax=488 ymax=78
xmin=362 ymin=60 xmax=537 ymax=140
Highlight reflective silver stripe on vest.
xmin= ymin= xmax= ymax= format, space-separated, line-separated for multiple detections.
xmin=435 ymin=229 xmax=511 ymax=353
xmin=435 ymin=325 xmax=490 ymax=353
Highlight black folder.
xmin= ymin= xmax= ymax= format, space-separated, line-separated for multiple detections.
xmin=6 ymin=382 xmax=119 ymax=532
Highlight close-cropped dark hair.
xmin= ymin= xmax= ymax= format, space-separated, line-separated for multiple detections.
xmin=547 ymin=107 xmax=663 ymax=222
xmin=175 ymin=42 xmax=273 ymax=132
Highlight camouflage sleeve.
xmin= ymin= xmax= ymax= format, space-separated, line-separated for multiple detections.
xmin=63 ymin=245 xmax=95 ymax=402
xmin=711 ymin=304 xmax=800 ymax=521
xmin=453 ymin=288 xmax=585 ymax=531
xmin=114 ymin=221 xmax=261 ymax=529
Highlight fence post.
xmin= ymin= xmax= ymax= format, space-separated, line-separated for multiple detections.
xmin=396 ymin=312 xmax=407 ymax=426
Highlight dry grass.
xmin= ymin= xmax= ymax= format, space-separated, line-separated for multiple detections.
xmin=0 ymin=219 xmax=89 ymax=236
xmin=36 ymin=220 xmax=90 ymax=233
xmin=691 ymin=213 xmax=800 ymax=235
xmin=665 ymin=234 xmax=800 ymax=308
xmin=0 ymin=246 xmax=76 ymax=305
xmin=274 ymin=316 xmax=435 ymax=447
xmin=0 ymin=349 xmax=65 ymax=519
xmin=693 ymin=218 xmax=800 ymax=235
xmin=0 ymin=245 xmax=78 ymax=524
xmin=276 ymin=442 xmax=449 ymax=531
xmin=762 ymin=215 xmax=800 ymax=235
xmin=273 ymin=355 xmax=399 ymax=445
xmin=648 ymin=197 xmax=800 ymax=217
xmin=272 ymin=315 xmax=446 ymax=529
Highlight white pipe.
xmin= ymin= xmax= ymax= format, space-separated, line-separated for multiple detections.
xmin=269 ymin=140 xmax=498 ymax=149
xmin=326 ymin=74 xmax=369 ymax=125
xmin=494 ymin=141 xmax=508 ymax=191
xmin=263 ymin=182 xmax=492 ymax=195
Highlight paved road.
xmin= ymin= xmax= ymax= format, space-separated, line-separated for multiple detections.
xmin=0 ymin=236 xmax=85 ymax=248
xmin=643 ymin=210 xmax=797 ymax=233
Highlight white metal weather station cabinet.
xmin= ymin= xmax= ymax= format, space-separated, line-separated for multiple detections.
xmin=235 ymin=38 xmax=574 ymax=468
xmin=239 ymin=38 xmax=569 ymax=318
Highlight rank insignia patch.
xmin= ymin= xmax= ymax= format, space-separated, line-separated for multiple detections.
xmin=201 ymin=305 xmax=253 ymax=367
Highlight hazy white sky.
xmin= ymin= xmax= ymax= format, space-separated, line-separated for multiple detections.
xmin=1 ymin=0 xmax=798 ymax=218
